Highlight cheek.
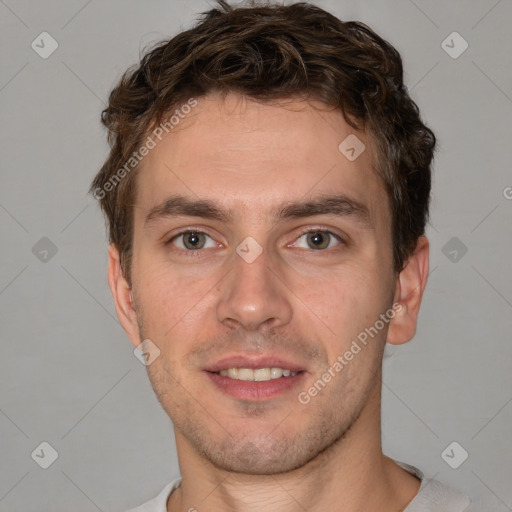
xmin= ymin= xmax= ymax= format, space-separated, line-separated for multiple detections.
xmin=295 ymin=263 xmax=381 ymax=324
xmin=133 ymin=261 xmax=221 ymax=345
xmin=300 ymin=280 xmax=356 ymax=333
xmin=299 ymin=267 xmax=390 ymax=361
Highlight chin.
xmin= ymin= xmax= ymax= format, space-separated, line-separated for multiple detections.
xmin=209 ymin=443 xmax=314 ymax=475
xmin=191 ymin=422 xmax=346 ymax=476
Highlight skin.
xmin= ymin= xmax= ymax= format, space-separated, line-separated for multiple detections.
xmin=108 ymin=92 xmax=429 ymax=512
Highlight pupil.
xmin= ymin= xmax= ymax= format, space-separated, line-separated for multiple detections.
xmin=308 ymin=232 xmax=328 ymax=249
xmin=186 ymin=232 xmax=203 ymax=249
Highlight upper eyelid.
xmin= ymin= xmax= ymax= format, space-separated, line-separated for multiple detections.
xmin=167 ymin=228 xmax=217 ymax=243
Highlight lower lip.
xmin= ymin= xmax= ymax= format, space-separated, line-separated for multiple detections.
xmin=205 ymin=371 xmax=306 ymax=401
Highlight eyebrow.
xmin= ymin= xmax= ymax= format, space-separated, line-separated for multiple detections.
xmin=144 ymin=193 xmax=372 ymax=228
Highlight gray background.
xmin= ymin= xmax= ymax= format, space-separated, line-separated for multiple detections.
xmin=1 ymin=0 xmax=511 ymax=510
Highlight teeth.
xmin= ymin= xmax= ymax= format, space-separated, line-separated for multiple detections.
xmin=217 ymin=367 xmax=298 ymax=382
xmin=238 ymin=368 xmax=254 ymax=381
xmin=254 ymin=368 xmax=271 ymax=381
xmin=270 ymin=367 xmax=283 ymax=379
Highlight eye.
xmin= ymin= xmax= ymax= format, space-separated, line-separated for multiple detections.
xmin=169 ymin=230 xmax=217 ymax=251
xmin=292 ymin=230 xmax=342 ymax=250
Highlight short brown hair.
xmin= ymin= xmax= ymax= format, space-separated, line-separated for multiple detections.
xmin=90 ymin=0 xmax=435 ymax=282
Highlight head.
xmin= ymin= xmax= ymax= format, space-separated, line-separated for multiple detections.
xmin=92 ymin=1 xmax=434 ymax=475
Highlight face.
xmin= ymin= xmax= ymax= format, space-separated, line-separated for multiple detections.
xmin=112 ymin=92 xmax=413 ymax=475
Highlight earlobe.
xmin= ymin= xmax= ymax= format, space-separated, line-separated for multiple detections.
xmin=107 ymin=245 xmax=141 ymax=347
xmin=386 ymin=236 xmax=430 ymax=346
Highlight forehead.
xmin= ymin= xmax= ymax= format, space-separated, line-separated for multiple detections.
xmin=134 ymin=92 xmax=390 ymax=230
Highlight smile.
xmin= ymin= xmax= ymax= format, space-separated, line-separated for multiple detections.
xmin=216 ymin=367 xmax=299 ymax=381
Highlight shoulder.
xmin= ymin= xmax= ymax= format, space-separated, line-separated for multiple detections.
xmin=124 ymin=478 xmax=182 ymax=512
xmin=406 ymin=477 xmax=471 ymax=511
xmin=397 ymin=461 xmax=471 ymax=512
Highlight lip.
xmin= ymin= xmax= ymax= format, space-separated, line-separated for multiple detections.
xmin=203 ymin=355 xmax=306 ymax=373
xmin=203 ymin=354 xmax=308 ymax=401
xmin=205 ymin=370 xmax=306 ymax=401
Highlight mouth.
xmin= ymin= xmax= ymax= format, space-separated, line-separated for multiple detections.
xmin=203 ymin=356 xmax=306 ymax=401
xmin=215 ymin=367 xmax=299 ymax=381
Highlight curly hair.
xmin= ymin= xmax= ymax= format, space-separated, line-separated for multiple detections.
xmin=90 ymin=0 xmax=436 ymax=283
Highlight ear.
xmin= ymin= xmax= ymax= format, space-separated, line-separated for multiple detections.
xmin=107 ymin=244 xmax=141 ymax=348
xmin=386 ymin=236 xmax=430 ymax=345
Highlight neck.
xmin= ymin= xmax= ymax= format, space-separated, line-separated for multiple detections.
xmin=168 ymin=385 xmax=420 ymax=512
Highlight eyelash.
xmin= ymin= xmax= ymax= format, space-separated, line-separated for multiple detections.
xmin=166 ymin=227 xmax=344 ymax=257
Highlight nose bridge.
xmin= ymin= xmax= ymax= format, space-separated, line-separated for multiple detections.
xmin=216 ymin=241 xmax=293 ymax=330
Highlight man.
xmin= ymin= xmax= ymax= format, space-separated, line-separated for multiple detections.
xmin=91 ymin=1 xmax=473 ymax=510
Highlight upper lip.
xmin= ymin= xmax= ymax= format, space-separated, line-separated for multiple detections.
xmin=203 ymin=354 xmax=306 ymax=373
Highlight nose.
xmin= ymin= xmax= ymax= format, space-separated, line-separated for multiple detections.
xmin=216 ymin=245 xmax=293 ymax=331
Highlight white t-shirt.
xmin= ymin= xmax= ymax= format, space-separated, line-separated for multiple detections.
xmin=126 ymin=461 xmax=473 ymax=512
